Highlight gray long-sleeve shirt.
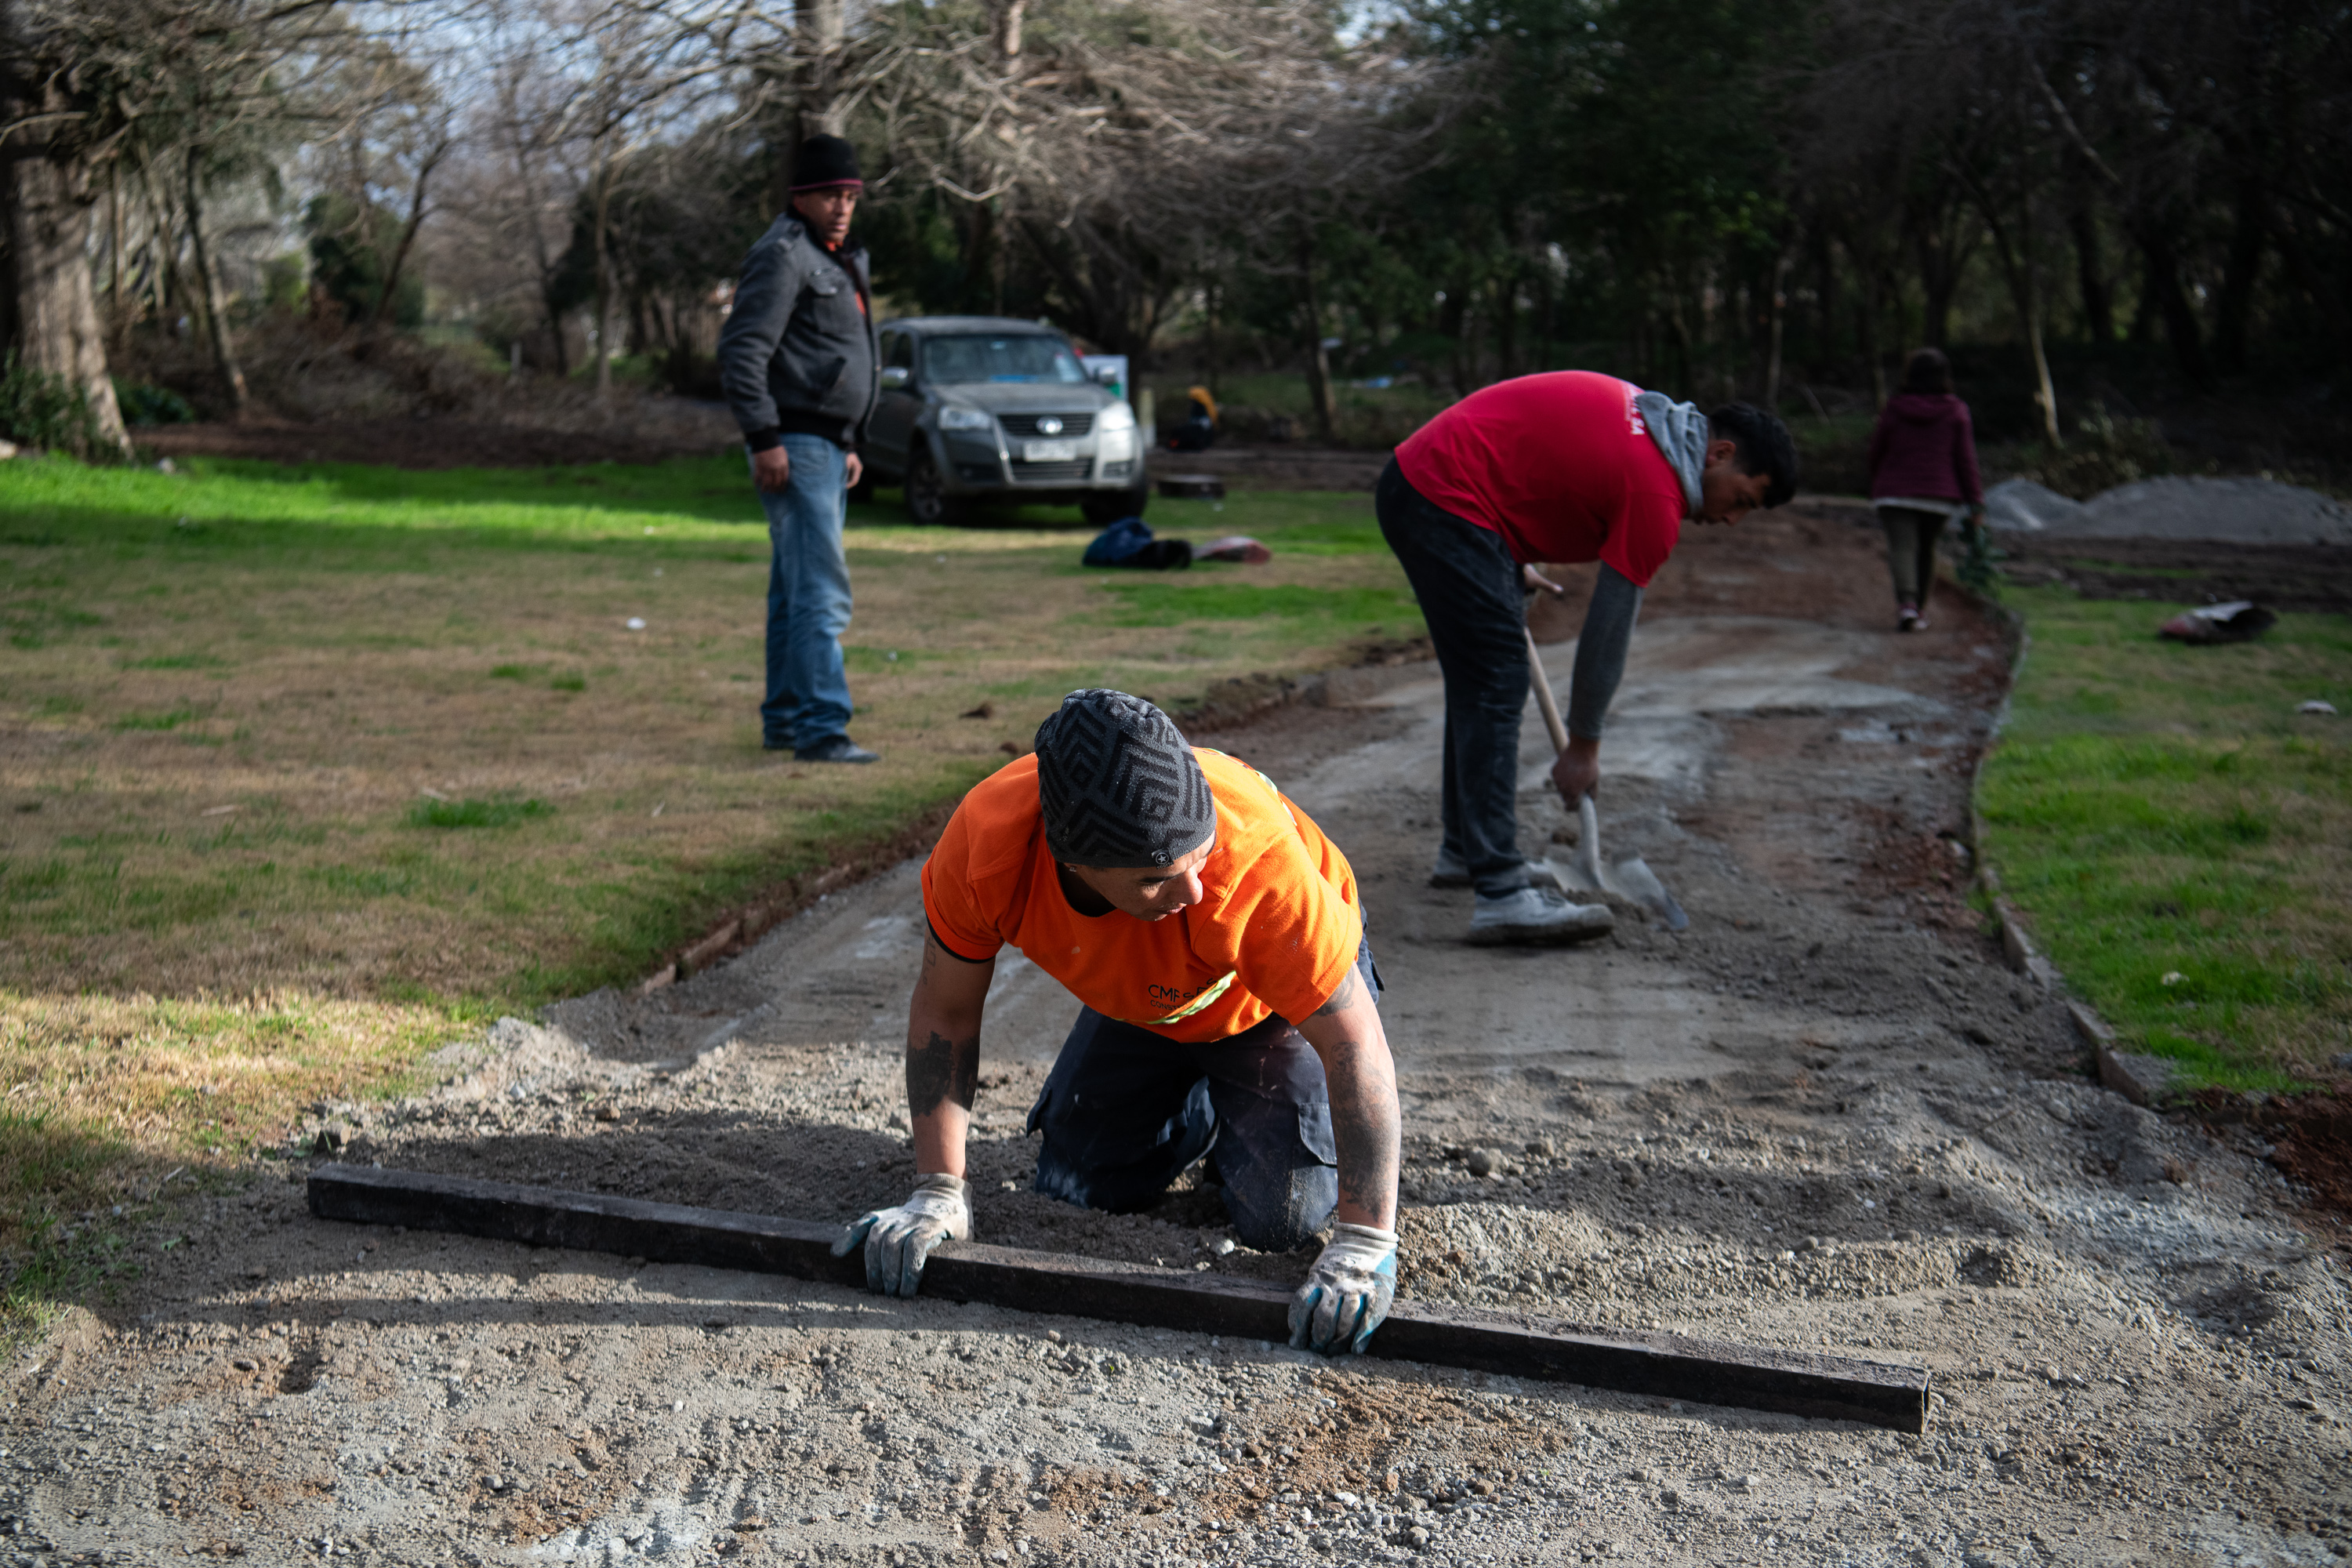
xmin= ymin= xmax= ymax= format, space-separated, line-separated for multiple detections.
xmin=1566 ymin=563 xmax=1643 ymax=740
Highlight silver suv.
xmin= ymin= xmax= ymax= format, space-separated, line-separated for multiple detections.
xmin=862 ymin=316 xmax=1149 ymax=525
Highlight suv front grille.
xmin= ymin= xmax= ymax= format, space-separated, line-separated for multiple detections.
xmin=1009 ymin=460 xmax=1093 ymax=483
xmin=998 ymin=413 xmax=1095 ymax=437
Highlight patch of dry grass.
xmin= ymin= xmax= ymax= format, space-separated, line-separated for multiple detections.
xmin=0 ymin=453 xmax=1410 ymax=1308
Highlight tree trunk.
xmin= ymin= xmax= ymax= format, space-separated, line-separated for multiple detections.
xmin=593 ymin=137 xmax=614 ymax=401
xmin=1664 ymin=289 xmax=1696 ymax=399
xmin=182 ymin=150 xmax=250 ymax=416
xmin=2267 ymin=204 xmax=2352 ymax=365
xmin=107 ymin=171 xmax=125 ymax=339
xmin=2018 ymin=216 xmax=2060 ymax=445
xmin=2128 ymin=221 xmax=2213 ymax=390
xmin=1810 ymin=228 xmax=1837 ymax=376
xmin=989 ymin=0 xmax=1025 ymax=65
xmin=1854 ymin=264 xmax=1885 ymax=412
xmin=798 ymin=0 xmax=847 ymax=139
xmin=1762 ymin=251 xmax=1788 ymax=410
xmin=372 ymin=140 xmax=445 ymax=339
xmin=2068 ymin=191 xmax=2113 ymax=344
xmin=1205 ymin=278 xmax=1221 ymax=397
xmin=135 ymin=156 xmax=188 ymax=338
xmin=2 ymin=124 xmax=131 ymax=455
xmin=1298 ymin=229 xmax=1337 ymax=443
xmin=2212 ymin=183 xmax=2267 ymax=376
xmin=1491 ymin=270 xmax=1517 ymax=382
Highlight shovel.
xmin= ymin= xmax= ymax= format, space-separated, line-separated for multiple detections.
xmin=1524 ymin=625 xmax=1690 ymax=931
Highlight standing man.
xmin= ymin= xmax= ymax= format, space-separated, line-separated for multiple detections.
xmin=833 ymin=689 xmax=1403 ymax=1356
xmin=1380 ymin=371 xmax=1797 ymax=945
xmin=718 ymin=133 xmax=881 ymax=764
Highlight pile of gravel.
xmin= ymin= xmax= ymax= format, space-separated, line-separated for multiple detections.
xmin=1984 ymin=474 xmax=2352 ymax=545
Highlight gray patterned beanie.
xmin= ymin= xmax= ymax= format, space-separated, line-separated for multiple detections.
xmin=1034 ymin=689 xmax=1216 ymax=868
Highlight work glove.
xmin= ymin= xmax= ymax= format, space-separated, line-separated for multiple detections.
xmin=1288 ymin=1222 xmax=1398 ymax=1355
xmin=831 ymin=1173 xmax=971 ymax=1298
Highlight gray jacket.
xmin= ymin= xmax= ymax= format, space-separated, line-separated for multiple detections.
xmin=717 ymin=212 xmax=878 ymax=450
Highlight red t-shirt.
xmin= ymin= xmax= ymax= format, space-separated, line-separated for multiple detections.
xmin=922 ymin=751 xmax=1363 ymax=1043
xmin=1394 ymin=371 xmax=1689 ymax=587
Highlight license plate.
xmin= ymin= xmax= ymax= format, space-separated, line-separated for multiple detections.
xmin=1022 ymin=439 xmax=1078 ymax=462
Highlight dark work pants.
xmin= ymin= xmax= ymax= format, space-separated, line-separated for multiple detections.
xmin=1025 ymin=941 xmax=1380 ymax=1253
xmin=1878 ymin=504 xmax=1950 ymax=610
xmin=1374 ymin=458 xmax=1536 ymax=898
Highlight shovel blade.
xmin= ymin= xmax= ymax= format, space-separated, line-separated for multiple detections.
xmin=1610 ymin=855 xmax=1690 ymax=932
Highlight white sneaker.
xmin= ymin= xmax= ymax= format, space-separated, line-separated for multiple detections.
xmin=1467 ymin=886 xmax=1614 ymax=946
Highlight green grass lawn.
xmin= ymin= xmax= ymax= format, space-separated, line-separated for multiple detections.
xmin=1976 ymin=586 xmax=2352 ymax=1090
xmin=0 ymin=449 xmax=1410 ymax=1332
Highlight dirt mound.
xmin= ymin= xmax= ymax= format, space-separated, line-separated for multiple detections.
xmin=1987 ymin=474 xmax=2352 ymax=545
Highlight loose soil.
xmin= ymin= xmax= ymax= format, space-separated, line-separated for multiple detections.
xmin=1992 ymin=535 xmax=2352 ymax=616
xmin=6 ymin=506 xmax=2349 ymax=1568
xmin=138 ymin=403 xmax=742 ymax=471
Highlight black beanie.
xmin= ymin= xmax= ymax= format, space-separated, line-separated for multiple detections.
xmin=789 ymin=134 xmax=863 ymax=191
xmin=1034 ymin=690 xmax=1217 ymax=869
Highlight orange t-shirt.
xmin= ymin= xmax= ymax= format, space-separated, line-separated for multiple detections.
xmin=922 ymin=750 xmax=1363 ymax=1042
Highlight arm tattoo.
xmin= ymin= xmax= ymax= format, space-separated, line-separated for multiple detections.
xmin=1330 ymin=1087 xmax=1400 ymax=1224
xmin=907 ymin=1030 xmax=979 ymax=1117
xmin=1310 ymin=967 xmax=1363 ymax=1019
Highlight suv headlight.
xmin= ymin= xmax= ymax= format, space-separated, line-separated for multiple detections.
xmin=1097 ymin=401 xmax=1137 ymax=432
xmin=937 ymin=406 xmax=993 ymax=432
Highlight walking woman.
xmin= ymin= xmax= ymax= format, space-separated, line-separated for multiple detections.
xmin=1864 ymin=348 xmax=1984 ymax=632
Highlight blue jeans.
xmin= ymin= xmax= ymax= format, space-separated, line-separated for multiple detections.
xmin=1024 ymin=940 xmax=1381 ymax=1252
xmin=1375 ymin=458 xmax=1537 ymax=898
xmin=757 ymin=434 xmax=855 ymax=749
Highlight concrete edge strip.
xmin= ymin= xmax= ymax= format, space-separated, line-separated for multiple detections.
xmin=307 ymin=1163 xmax=1930 ymax=1434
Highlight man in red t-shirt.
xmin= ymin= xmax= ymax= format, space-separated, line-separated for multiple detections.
xmin=1382 ymin=371 xmax=1797 ymax=943
xmin=832 ymin=689 xmax=1404 ymax=1356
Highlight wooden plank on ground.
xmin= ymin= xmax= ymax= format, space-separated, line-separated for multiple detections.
xmin=307 ymin=1163 xmax=1929 ymax=1432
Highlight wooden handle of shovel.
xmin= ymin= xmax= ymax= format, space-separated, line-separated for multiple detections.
xmin=1524 ymin=624 xmax=1571 ymax=758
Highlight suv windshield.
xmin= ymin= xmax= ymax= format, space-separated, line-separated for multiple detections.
xmin=924 ymin=335 xmax=1087 ymax=385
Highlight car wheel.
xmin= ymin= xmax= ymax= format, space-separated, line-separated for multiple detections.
xmin=1080 ymin=484 xmax=1149 ymax=525
xmin=904 ymin=447 xmax=967 ymax=526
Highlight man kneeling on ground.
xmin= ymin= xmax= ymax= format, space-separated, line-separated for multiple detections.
xmin=832 ymin=688 xmax=1401 ymax=1354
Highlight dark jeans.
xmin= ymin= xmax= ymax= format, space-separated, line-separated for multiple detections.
xmin=1375 ymin=458 xmax=1537 ymax=898
xmin=1878 ymin=504 xmax=1950 ymax=609
xmin=1025 ymin=941 xmax=1381 ymax=1252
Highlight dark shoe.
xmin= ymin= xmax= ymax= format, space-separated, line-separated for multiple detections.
xmin=793 ymin=735 xmax=879 ymax=764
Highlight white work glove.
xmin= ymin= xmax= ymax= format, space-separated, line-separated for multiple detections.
xmin=831 ymin=1174 xmax=971 ymax=1298
xmin=1288 ymin=1221 xmax=1398 ymax=1355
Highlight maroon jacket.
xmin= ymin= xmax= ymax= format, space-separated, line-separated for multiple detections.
xmin=1864 ymin=392 xmax=1983 ymax=506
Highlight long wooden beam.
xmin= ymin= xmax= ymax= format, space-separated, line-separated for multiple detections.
xmin=307 ymin=1163 xmax=1929 ymax=1432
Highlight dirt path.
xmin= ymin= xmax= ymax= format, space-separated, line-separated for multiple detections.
xmin=7 ymin=509 xmax=2349 ymax=1567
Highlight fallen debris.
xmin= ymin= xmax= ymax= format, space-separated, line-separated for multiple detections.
xmin=2158 ymin=601 xmax=2278 ymax=644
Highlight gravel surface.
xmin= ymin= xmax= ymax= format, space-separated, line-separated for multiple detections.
xmin=1985 ymin=476 xmax=2352 ymax=546
xmin=6 ymin=513 xmax=2348 ymax=1567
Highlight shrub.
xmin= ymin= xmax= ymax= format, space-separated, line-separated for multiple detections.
xmin=113 ymin=381 xmax=198 ymax=427
xmin=0 ymin=354 xmax=114 ymax=458
xmin=2005 ymin=404 xmax=2175 ymax=499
